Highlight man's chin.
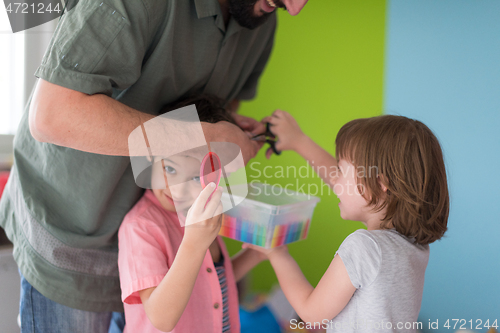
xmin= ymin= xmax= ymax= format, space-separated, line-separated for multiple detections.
xmin=235 ymin=13 xmax=271 ymax=30
xmin=229 ymin=0 xmax=272 ymax=30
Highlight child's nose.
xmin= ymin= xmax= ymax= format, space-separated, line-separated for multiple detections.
xmin=331 ymin=177 xmax=339 ymax=195
xmin=171 ymin=184 xmax=190 ymax=199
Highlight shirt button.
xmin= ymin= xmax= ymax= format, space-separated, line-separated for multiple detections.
xmin=207 ymin=268 xmax=212 ymax=273
xmin=214 ymin=302 xmax=220 ymax=309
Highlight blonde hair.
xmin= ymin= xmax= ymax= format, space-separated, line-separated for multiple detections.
xmin=336 ymin=115 xmax=449 ymax=245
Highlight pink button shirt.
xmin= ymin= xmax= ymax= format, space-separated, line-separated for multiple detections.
xmin=118 ymin=190 xmax=240 ymax=333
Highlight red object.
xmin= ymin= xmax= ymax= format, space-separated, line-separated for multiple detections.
xmin=200 ymin=152 xmax=222 ymax=208
xmin=0 ymin=172 xmax=9 ymax=198
xmin=200 ymin=152 xmax=222 ymax=189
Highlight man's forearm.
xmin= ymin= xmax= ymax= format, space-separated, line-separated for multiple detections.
xmin=29 ymin=80 xmax=154 ymax=156
xmin=52 ymin=94 xmax=152 ymax=156
xmin=30 ymin=80 xmax=260 ymax=164
xmin=30 ymin=80 xmax=222 ymax=158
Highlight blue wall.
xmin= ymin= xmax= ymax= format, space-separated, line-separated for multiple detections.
xmin=384 ymin=1 xmax=500 ymax=331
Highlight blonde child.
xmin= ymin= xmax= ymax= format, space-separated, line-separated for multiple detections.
xmin=245 ymin=111 xmax=449 ymax=333
xmin=118 ymin=96 xmax=265 ymax=333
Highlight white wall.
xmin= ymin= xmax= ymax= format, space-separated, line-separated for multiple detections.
xmin=0 ymin=18 xmax=56 ymax=164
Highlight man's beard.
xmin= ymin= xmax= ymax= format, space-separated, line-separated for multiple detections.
xmin=228 ymin=0 xmax=273 ymax=30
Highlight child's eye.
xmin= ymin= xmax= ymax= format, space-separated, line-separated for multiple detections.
xmin=164 ymin=165 xmax=176 ymax=174
xmin=192 ymin=176 xmax=201 ymax=183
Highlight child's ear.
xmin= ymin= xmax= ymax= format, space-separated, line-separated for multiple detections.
xmin=377 ymin=174 xmax=388 ymax=192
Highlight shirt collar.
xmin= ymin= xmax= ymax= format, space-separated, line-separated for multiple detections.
xmin=194 ymin=0 xmax=221 ymax=19
xmin=194 ymin=0 xmax=246 ymax=36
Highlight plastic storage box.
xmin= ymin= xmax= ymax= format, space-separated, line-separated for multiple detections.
xmin=219 ymin=182 xmax=320 ymax=248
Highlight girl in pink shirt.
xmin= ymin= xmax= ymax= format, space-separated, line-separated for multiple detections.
xmin=118 ymin=96 xmax=266 ymax=333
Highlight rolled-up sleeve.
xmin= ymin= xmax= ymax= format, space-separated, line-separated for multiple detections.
xmin=35 ymin=0 xmax=152 ymax=96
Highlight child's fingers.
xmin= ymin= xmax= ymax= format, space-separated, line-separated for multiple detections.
xmin=203 ymin=187 xmax=223 ymax=216
xmin=207 ymin=203 xmax=223 ymax=230
xmin=192 ymin=183 xmax=217 ymax=213
xmin=262 ymin=116 xmax=279 ymax=125
xmin=274 ymin=139 xmax=284 ymax=152
xmin=214 ymin=202 xmax=223 ymax=219
xmin=261 ymin=116 xmax=272 ymax=124
xmin=242 ymin=243 xmax=267 ymax=253
xmin=272 ymin=110 xmax=283 ymax=118
xmin=242 ymin=243 xmax=257 ymax=250
xmin=265 ymin=147 xmax=273 ymax=159
xmin=249 ymin=121 xmax=266 ymax=136
xmin=272 ymin=109 xmax=290 ymax=119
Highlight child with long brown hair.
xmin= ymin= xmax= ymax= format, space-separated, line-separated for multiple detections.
xmin=245 ymin=111 xmax=449 ymax=333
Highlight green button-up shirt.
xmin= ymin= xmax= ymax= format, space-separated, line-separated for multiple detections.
xmin=0 ymin=0 xmax=276 ymax=312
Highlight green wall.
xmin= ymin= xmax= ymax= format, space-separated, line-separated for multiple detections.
xmin=224 ymin=0 xmax=386 ymax=292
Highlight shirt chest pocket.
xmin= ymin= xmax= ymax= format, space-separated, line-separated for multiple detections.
xmin=58 ymin=1 xmax=127 ymax=73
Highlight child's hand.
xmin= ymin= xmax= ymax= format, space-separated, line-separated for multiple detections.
xmin=242 ymin=243 xmax=289 ymax=260
xmin=182 ymin=183 xmax=224 ymax=251
xmin=241 ymin=245 xmax=269 ymax=263
xmin=262 ymin=110 xmax=306 ymax=157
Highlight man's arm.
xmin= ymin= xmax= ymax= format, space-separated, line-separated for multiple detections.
xmin=29 ymin=80 xmax=260 ymax=162
xmin=29 ymin=79 xmax=151 ymax=155
xmin=228 ymin=99 xmax=266 ymax=136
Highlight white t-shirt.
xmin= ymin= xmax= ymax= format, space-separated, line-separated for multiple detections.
xmin=327 ymin=229 xmax=429 ymax=333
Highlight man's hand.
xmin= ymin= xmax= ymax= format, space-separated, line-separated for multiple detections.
xmin=226 ymin=99 xmax=266 ymax=136
xmin=232 ymin=113 xmax=266 ymax=136
xmin=202 ymin=121 xmax=262 ymax=165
